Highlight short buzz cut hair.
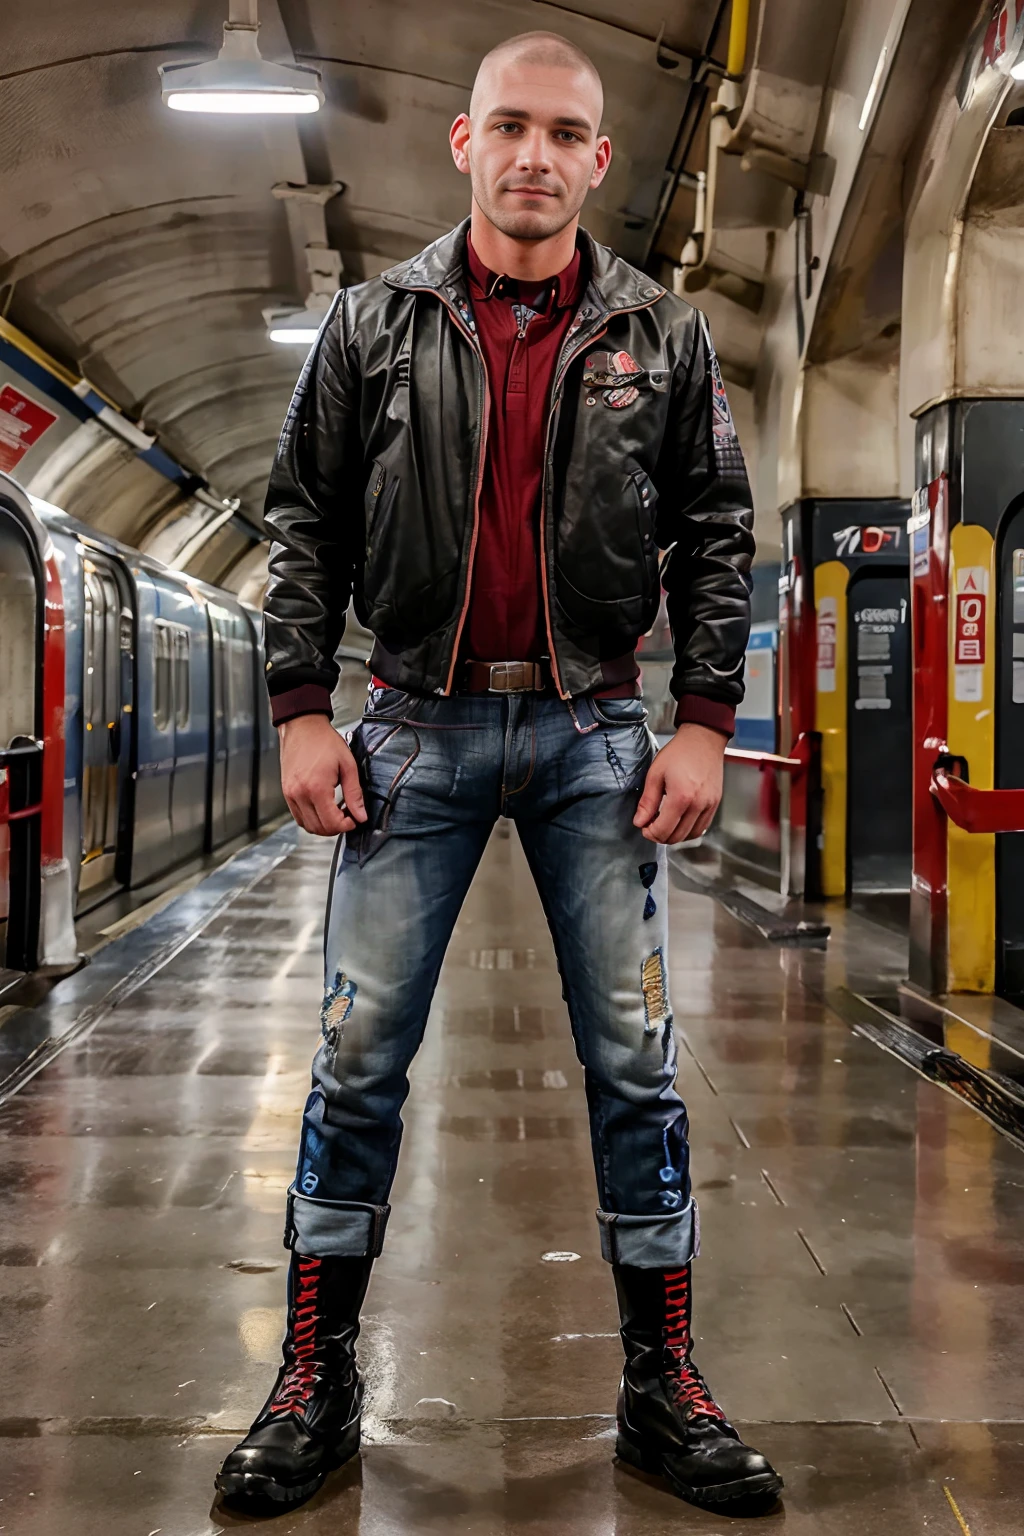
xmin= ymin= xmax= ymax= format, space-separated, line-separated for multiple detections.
xmin=470 ymin=30 xmax=604 ymax=121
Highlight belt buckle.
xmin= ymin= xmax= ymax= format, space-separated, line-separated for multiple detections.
xmin=488 ymin=661 xmax=533 ymax=693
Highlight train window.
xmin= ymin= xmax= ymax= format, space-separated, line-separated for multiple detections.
xmin=154 ymin=621 xmax=172 ymax=731
xmin=174 ymin=628 xmax=190 ymax=729
xmin=83 ymin=576 xmax=96 ymax=731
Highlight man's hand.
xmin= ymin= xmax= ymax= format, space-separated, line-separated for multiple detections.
xmin=279 ymin=715 xmax=368 ymax=837
xmin=634 ymin=722 xmax=727 ymax=845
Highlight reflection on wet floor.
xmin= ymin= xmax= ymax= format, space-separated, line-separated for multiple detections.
xmin=1 ymin=825 xmax=1023 ymax=1533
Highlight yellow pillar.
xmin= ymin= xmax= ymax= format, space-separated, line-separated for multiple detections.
xmin=946 ymin=523 xmax=996 ymax=992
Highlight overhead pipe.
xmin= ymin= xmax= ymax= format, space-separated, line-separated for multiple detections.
xmin=676 ymin=0 xmax=762 ymax=308
xmin=723 ymin=0 xmax=750 ymax=108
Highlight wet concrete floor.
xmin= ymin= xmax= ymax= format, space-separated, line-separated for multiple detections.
xmin=1 ymin=823 xmax=1023 ymax=1533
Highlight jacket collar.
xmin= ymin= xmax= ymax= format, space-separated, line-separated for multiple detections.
xmin=382 ymin=217 xmax=665 ymax=317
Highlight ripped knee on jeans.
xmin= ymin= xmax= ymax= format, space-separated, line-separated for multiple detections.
xmin=641 ymin=947 xmax=671 ymax=1037
xmin=320 ymin=970 xmax=357 ymax=1059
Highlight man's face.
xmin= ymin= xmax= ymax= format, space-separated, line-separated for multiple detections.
xmin=450 ymin=57 xmax=611 ymax=241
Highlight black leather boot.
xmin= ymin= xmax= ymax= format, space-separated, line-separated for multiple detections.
xmin=613 ymin=1263 xmax=783 ymax=1509
xmin=216 ymin=1251 xmax=372 ymax=1507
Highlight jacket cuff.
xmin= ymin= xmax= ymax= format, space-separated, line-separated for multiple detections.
xmin=673 ymin=694 xmax=736 ymax=739
xmin=270 ymin=683 xmax=334 ymax=727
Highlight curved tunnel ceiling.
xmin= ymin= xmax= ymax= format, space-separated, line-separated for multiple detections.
xmin=0 ymin=0 xmax=724 ymax=582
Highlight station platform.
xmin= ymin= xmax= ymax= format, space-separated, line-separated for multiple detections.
xmin=2 ymin=822 xmax=1023 ymax=1534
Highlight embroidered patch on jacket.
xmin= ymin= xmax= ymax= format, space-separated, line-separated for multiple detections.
xmin=454 ymin=295 xmax=476 ymax=335
xmin=710 ymin=351 xmax=734 ymax=439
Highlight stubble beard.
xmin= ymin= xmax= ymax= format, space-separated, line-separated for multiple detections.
xmin=474 ymin=178 xmax=581 ymax=243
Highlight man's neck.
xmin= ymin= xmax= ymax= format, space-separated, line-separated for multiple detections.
xmin=469 ymin=203 xmax=579 ymax=281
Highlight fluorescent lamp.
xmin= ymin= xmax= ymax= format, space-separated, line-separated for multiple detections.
xmin=269 ymin=326 xmax=320 ymax=344
xmin=859 ymin=45 xmax=888 ymax=131
xmin=168 ymin=90 xmax=320 ymax=114
xmin=159 ymin=20 xmax=322 ymax=115
xmin=266 ymin=297 xmax=332 ymax=345
xmin=1012 ymin=57 xmax=1024 ymax=80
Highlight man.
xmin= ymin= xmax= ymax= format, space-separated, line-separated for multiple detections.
xmin=216 ymin=30 xmax=783 ymax=1515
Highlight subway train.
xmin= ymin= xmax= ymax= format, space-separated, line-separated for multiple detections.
xmin=0 ymin=471 xmax=285 ymax=980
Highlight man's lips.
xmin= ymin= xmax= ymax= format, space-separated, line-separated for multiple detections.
xmin=505 ymin=186 xmax=557 ymax=197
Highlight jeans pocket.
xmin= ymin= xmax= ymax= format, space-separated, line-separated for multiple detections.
xmin=587 ymin=694 xmax=649 ymax=727
xmin=364 ymin=684 xmax=415 ymax=721
xmin=346 ymin=720 xmax=421 ymax=865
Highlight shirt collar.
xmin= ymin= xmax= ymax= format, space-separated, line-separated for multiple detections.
xmin=466 ymin=232 xmax=583 ymax=311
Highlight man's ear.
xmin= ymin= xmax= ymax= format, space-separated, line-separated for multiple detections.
xmin=450 ymin=113 xmax=472 ymax=175
xmin=590 ymin=134 xmax=612 ymax=190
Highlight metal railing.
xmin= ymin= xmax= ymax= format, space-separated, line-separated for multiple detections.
xmin=931 ymin=757 xmax=1024 ymax=835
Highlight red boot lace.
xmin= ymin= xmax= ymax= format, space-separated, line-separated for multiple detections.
xmin=662 ymin=1267 xmax=726 ymax=1423
xmin=268 ymin=1256 xmax=323 ymax=1417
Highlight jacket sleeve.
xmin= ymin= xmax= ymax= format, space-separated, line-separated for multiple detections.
xmin=261 ymin=291 xmax=362 ymax=724
xmin=655 ymin=309 xmax=755 ymax=735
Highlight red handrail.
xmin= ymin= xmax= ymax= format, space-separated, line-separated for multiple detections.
xmin=725 ymin=732 xmax=812 ymax=776
xmin=931 ymin=767 xmax=1024 ymax=834
xmin=0 ymin=799 xmax=43 ymax=825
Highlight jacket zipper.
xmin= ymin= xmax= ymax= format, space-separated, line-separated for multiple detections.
xmin=388 ymin=282 xmax=489 ymax=696
xmin=540 ymin=296 xmax=663 ymax=697
xmin=445 ymin=366 xmax=490 ymax=693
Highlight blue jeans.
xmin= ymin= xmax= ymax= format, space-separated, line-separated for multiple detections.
xmin=286 ymin=686 xmax=697 ymax=1269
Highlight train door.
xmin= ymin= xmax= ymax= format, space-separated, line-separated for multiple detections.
xmin=79 ymin=555 xmax=129 ymax=893
xmin=996 ymin=502 xmax=1024 ymax=999
xmin=0 ymin=502 xmax=41 ymax=975
xmin=166 ymin=615 xmax=207 ymax=859
xmin=847 ymin=570 xmax=913 ymax=892
xmin=244 ymin=605 xmax=286 ymax=826
xmin=208 ymin=603 xmax=256 ymax=847
xmin=209 ymin=608 xmax=229 ymax=848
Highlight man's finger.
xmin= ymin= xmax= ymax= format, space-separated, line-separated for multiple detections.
xmin=644 ymin=815 xmax=684 ymax=845
xmin=284 ymin=792 xmax=324 ymax=837
xmin=338 ymin=756 xmax=367 ymax=823
xmin=314 ymin=792 xmax=352 ymax=836
xmin=293 ymin=790 xmax=330 ymax=837
xmin=690 ymin=808 xmax=716 ymax=841
xmin=634 ymin=762 xmax=667 ymax=827
xmin=642 ymin=791 xmax=691 ymax=843
xmin=668 ymin=803 xmax=704 ymax=844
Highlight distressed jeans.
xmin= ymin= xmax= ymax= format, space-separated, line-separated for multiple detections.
xmin=286 ymin=685 xmax=697 ymax=1269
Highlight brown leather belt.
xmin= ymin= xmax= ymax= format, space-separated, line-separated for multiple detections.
xmin=457 ymin=658 xmax=553 ymax=694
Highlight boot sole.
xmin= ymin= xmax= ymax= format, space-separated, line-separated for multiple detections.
xmin=215 ymin=1418 xmax=360 ymax=1509
xmin=615 ymin=1431 xmax=784 ymax=1509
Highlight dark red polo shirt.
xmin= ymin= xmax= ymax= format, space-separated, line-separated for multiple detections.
xmin=460 ymin=235 xmax=581 ymax=664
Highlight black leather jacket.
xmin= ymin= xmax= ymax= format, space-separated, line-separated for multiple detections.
xmin=262 ymin=219 xmax=754 ymax=709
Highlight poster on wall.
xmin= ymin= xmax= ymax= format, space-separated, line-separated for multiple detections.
xmin=0 ymin=384 xmax=58 ymax=474
xmin=816 ymin=596 xmax=838 ymax=693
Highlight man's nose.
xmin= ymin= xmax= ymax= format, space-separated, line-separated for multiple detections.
xmin=515 ymin=131 xmax=552 ymax=173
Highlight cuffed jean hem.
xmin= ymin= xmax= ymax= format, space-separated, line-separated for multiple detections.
xmin=284 ymin=1188 xmax=391 ymax=1258
xmin=596 ymin=1197 xmax=700 ymax=1267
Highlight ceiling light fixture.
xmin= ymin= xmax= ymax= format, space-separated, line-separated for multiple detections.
xmin=159 ymin=0 xmax=323 ymax=115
